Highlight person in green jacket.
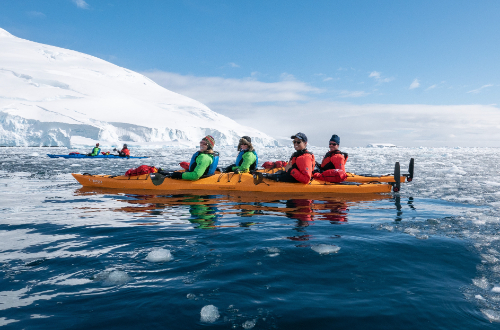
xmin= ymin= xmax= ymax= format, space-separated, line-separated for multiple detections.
xmin=170 ymin=135 xmax=218 ymax=180
xmin=224 ymin=136 xmax=258 ymax=173
xmin=87 ymin=143 xmax=100 ymax=156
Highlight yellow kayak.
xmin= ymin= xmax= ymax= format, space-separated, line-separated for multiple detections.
xmin=260 ymin=158 xmax=414 ymax=184
xmin=72 ymin=172 xmax=393 ymax=194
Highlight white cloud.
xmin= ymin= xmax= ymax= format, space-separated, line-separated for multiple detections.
xmin=228 ymin=62 xmax=240 ymax=68
xmin=27 ymin=11 xmax=46 ymax=18
xmin=323 ymin=77 xmax=334 ymax=82
xmin=142 ymin=71 xmax=500 ymax=147
xmin=142 ymin=70 xmax=322 ymax=104
xmin=338 ymin=90 xmax=369 ymax=98
xmin=369 ymin=71 xmax=381 ymax=79
xmin=467 ymin=84 xmax=493 ymax=94
xmin=72 ymin=0 xmax=89 ymax=9
xmin=369 ymin=71 xmax=395 ymax=83
xmin=409 ymin=79 xmax=420 ymax=90
xmin=217 ymin=102 xmax=500 ymax=147
xmin=425 ymin=84 xmax=437 ymax=90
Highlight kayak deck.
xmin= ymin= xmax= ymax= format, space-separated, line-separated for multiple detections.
xmin=72 ymin=173 xmax=393 ymax=194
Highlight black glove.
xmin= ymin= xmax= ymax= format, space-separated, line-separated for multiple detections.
xmin=113 ymin=148 xmax=117 ymax=151
xmin=234 ymin=169 xmax=240 ymax=174
xmin=224 ymin=164 xmax=235 ymax=173
xmin=170 ymin=172 xmax=183 ymax=180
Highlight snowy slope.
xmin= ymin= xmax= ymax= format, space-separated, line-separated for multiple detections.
xmin=0 ymin=28 xmax=277 ymax=147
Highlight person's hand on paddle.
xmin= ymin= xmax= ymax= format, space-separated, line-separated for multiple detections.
xmin=170 ymin=172 xmax=183 ymax=180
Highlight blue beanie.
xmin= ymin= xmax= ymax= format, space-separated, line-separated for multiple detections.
xmin=330 ymin=134 xmax=340 ymax=144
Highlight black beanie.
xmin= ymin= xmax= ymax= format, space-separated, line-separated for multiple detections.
xmin=330 ymin=135 xmax=340 ymax=144
xmin=241 ymin=136 xmax=252 ymax=143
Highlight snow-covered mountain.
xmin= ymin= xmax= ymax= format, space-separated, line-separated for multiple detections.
xmin=0 ymin=28 xmax=277 ymax=148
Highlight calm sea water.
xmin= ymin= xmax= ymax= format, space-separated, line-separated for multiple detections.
xmin=1 ymin=146 xmax=499 ymax=329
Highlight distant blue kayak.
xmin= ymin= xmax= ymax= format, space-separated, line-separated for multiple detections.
xmin=47 ymin=154 xmax=149 ymax=159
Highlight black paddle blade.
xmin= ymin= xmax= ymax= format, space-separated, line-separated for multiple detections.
xmin=150 ymin=173 xmax=166 ymax=186
xmin=253 ymin=172 xmax=264 ymax=185
xmin=408 ymin=158 xmax=414 ymax=182
xmin=393 ymin=162 xmax=401 ymax=192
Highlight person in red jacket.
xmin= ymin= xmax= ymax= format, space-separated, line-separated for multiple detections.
xmin=267 ymin=132 xmax=315 ymax=184
xmin=114 ymin=144 xmax=130 ymax=157
xmin=313 ymin=134 xmax=347 ymax=183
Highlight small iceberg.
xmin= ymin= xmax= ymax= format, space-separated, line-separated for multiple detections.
xmin=200 ymin=305 xmax=219 ymax=323
xmin=242 ymin=319 xmax=257 ymax=329
xmin=95 ymin=270 xmax=131 ymax=286
xmin=311 ymin=244 xmax=340 ymax=255
xmin=146 ymin=249 xmax=173 ymax=262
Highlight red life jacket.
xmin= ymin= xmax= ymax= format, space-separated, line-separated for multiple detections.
xmin=125 ymin=165 xmax=157 ymax=176
xmin=320 ymin=150 xmax=348 ymax=172
xmin=288 ymin=149 xmax=315 ymax=184
xmin=122 ymin=148 xmax=130 ymax=156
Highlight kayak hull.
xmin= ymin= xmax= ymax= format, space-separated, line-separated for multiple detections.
xmin=345 ymin=173 xmax=407 ymax=183
xmin=48 ymin=154 xmax=148 ymax=159
xmin=258 ymin=168 xmax=407 ymax=183
xmin=72 ymin=173 xmax=393 ymax=194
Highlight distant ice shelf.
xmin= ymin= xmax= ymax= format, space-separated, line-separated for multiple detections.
xmin=366 ymin=143 xmax=398 ymax=148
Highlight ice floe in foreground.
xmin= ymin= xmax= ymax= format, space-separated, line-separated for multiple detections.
xmin=200 ymin=305 xmax=220 ymax=323
xmin=94 ymin=270 xmax=131 ymax=286
xmin=311 ymin=244 xmax=340 ymax=255
xmin=146 ymin=248 xmax=173 ymax=262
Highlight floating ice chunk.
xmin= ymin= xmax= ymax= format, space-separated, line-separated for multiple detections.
xmin=481 ymin=254 xmax=499 ymax=263
xmin=266 ymin=247 xmax=280 ymax=253
xmin=438 ymin=165 xmax=466 ymax=175
xmin=379 ymin=225 xmax=394 ymax=231
xmin=200 ymin=305 xmax=219 ymax=323
xmin=426 ymin=219 xmax=440 ymax=225
xmin=146 ymin=249 xmax=173 ymax=262
xmin=473 ymin=277 xmax=490 ymax=290
xmin=492 ymin=287 xmax=500 ymax=293
xmin=482 ymin=309 xmax=500 ymax=322
xmin=186 ymin=293 xmax=196 ymax=299
xmin=95 ymin=270 xmax=131 ymax=286
xmin=267 ymin=253 xmax=279 ymax=258
xmin=311 ymin=244 xmax=340 ymax=255
xmin=404 ymin=228 xmax=420 ymax=236
xmin=242 ymin=319 xmax=257 ymax=329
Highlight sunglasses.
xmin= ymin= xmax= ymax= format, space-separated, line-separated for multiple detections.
xmin=329 ymin=143 xmax=338 ymax=146
xmin=293 ymin=140 xmax=303 ymax=145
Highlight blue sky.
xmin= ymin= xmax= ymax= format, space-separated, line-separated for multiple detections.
xmin=1 ymin=0 xmax=499 ymax=146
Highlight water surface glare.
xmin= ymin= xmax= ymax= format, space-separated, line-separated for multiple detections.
xmin=0 ymin=147 xmax=499 ymax=329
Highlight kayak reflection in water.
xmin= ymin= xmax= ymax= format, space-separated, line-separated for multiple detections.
xmin=188 ymin=200 xmax=219 ymax=229
xmin=285 ymin=199 xmax=314 ymax=226
xmin=318 ymin=200 xmax=349 ymax=223
xmin=266 ymin=133 xmax=315 ymax=184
